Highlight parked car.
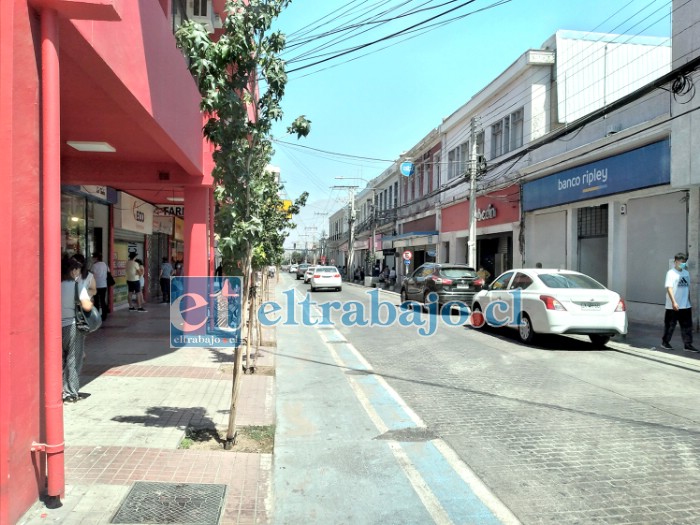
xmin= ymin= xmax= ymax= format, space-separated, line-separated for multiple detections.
xmin=303 ymin=266 xmax=317 ymax=284
xmin=289 ymin=264 xmax=298 ymax=273
xmin=309 ymin=266 xmax=342 ymax=292
xmin=400 ymin=263 xmax=483 ymax=308
xmin=470 ymin=268 xmax=627 ymax=347
xmin=295 ymin=263 xmax=309 ymax=280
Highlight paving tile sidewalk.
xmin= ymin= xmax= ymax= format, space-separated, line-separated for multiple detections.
xmin=19 ymin=299 xmax=275 ymax=525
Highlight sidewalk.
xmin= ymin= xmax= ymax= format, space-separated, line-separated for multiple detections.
xmin=19 ymin=301 xmax=275 ymax=525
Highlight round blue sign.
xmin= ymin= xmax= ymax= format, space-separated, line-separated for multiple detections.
xmin=400 ymin=162 xmax=414 ymax=177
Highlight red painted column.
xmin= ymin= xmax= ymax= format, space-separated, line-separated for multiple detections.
xmin=41 ymin=7 xmax=65 ymax=499
xmin=184 ymin=185 xmax=211 ymax=277
xmin=209 ymin=186 xmax=215 ymax=276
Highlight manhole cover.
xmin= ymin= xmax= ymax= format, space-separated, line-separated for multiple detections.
xmin=111 ymin=482 xmax=226 ymax=524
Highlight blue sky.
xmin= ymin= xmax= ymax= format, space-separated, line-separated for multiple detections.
xmin=268 ymin=0 xmax=671 ymax=250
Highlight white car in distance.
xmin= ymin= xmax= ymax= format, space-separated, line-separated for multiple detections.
xmin=470 ymin=268 xmax=627 ymax=348
xmin=309 ymin=266 xmax=342 ymax=292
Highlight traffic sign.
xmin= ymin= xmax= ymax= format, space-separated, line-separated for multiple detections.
xmin=402 ymin=250 xmax=412 ymax=261
xmin=404 ymin=259 xmax=411 ymax=267
xmin=400 ymin=161 xmax=414 ymax=177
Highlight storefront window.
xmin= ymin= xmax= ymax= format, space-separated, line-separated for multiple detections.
xmin=61 ymin=193 xmax=87 ymax=258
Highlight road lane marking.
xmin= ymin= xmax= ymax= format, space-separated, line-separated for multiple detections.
xmin=315 ymin=309 xmax=521 ymax=525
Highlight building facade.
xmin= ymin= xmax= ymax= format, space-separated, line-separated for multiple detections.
xmin=0 ymin=1 xmax=223 ymax=521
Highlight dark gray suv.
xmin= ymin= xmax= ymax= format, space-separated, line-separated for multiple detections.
xmin=400 ymin=263 xmax=484 ymax=308
xmin=295 ymin=263 xmax=310 ymax=280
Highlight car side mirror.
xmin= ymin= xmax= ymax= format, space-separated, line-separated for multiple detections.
xmin=482 ymin=284 xmax=490 ymax=291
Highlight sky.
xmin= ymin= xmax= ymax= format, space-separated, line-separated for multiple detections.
xmin=267 ymin=0 xmax=672 ymax=250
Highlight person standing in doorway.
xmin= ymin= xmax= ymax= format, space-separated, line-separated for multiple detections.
xmin=661 ymin=253 xmax=697 ymax=352
xmin=159 ymin=257 xmax=173 ymax=303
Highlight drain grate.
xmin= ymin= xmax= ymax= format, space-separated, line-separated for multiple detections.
xmin=111 ymin=482 xmax=226 ymax=524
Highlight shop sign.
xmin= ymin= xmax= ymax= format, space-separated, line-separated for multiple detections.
xmin=522 ymin=139 xmax=670 ymax=212
xmin=382 ymin=248 xmax=397 ymax=255
xmin=476 ymin=204 xmax=497 ymax=221
xmin=153 ymin=215 xmax=174 ymax=235
xmin=174 ymin=217 xmax=185 ymax=241
xmin=115 ymin=192 xmax=154 ymax=234
xmin=155 ymin=205 xmax=185 ymax=217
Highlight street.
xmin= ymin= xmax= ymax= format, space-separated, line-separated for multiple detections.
xmin=275 ymin=273 xmax=700 ymax=524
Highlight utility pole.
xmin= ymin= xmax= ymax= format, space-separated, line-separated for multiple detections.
xmin=332 ymin=185 xmax=358 ymax=276
xmin=467 ymin=116 xmax=479 ymax=269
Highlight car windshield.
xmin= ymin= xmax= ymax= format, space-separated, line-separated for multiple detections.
xmin=440 ymin=268 xmax=478 ymax=278
xmin=538 ymin=273 xmax=605 ymax=289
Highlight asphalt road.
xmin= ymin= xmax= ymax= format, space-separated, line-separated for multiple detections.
xmin=280 ymin=273 xmax=700 ymax=524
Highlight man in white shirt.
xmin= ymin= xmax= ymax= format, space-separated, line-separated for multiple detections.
xmin=661 ymin=253 xmax=697 ymax=351
xmin=91 ymin=253 xmax=110 ymax=321
xmin=125 ymin=252 xmax=146 ymax=312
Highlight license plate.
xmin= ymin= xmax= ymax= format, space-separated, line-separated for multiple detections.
xmin=581 ymin=303 xmax=600 ymax=310
xmin=456 ymin=284 xmax=470 ymax=289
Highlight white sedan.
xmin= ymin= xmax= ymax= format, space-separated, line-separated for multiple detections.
xmin=470 ymin=269 xmax=627 ymax=347
xmin=309 ymin=266 xmax=342 ymax=292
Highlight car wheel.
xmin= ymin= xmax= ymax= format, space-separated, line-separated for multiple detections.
xmin=338 ymin=287 xmax=342 ymax=292
xmin=589 ymin=335 xmax=611 ymax=348
xmin=518 ymin=313 xmax=536 ymax=344
xmin=310 ymin=285 xmax=315 ymax=292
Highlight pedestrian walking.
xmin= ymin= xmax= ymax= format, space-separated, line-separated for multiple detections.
xmin=661 ymin=252 xmax=698 ymax=351
xmin=61 ymin=257 xmax=94 ymax=403
xmin=125 ymin=252 xmax=146 ymax=311
xmin=135 ymin=258 xmax=147 ymax=310
xmin=90 ymin=253 xmax=110 ymax=321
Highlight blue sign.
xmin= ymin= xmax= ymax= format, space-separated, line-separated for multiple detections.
xmin=404 ymin=259 xmax=411 ymax=266
xmin=400 ymin=161 xmax=415 ymax=177
xmin=170 ymin=276 xmax=242 ymax=348
xmin=522 ymin=139 xmax=670 ymax=212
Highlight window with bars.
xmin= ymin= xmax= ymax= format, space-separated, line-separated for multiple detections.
xmin=577 ymin=205 xmax=608 ymax=238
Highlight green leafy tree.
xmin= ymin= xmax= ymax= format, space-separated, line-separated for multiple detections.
xmin=176 ymin=0 xmax=309 ymax=294
xmin=176 ymin=0 xmax=309 ymax=444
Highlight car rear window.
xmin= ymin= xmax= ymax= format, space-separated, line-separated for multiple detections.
xmin=440 ymin=268 xmax=478 ymax=278
xmin=538 ymin=273 xmax=605 ymax=289
xmin=316 ymin=267 xmax=337 ymax=273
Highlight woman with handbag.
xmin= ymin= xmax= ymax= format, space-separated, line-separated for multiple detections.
xmin=61 ymin=257 xmax=95 ymax=403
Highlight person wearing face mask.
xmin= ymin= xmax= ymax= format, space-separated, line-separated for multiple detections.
xmin=661 ymin=253 xmax=697 ymax=352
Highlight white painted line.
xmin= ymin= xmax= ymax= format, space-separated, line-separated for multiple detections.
xmin=388 ymin=441 xmax=456 ymax=525
xmin=323 ymin=335 xmax=454 ymax=525
xmin=432 ymin=439 xmax=522 ymax=525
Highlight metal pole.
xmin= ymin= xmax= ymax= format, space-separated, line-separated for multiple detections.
xmin=468 ymin=117 xmax=478 ymax=269
xmin=347 ymin=188 xmax=356 ymax=276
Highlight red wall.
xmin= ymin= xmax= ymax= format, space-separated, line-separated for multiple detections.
xmin=441 ymin=184 xmax=521 ymax=233
xmin=0 ymin=2 xmax=45 ymax=524
xmin=403 ymin=214 xmax=436 ymax=233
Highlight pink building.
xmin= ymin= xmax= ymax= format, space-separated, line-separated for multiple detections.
xmin=0 ymin=1 xmax=226 ymax=521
